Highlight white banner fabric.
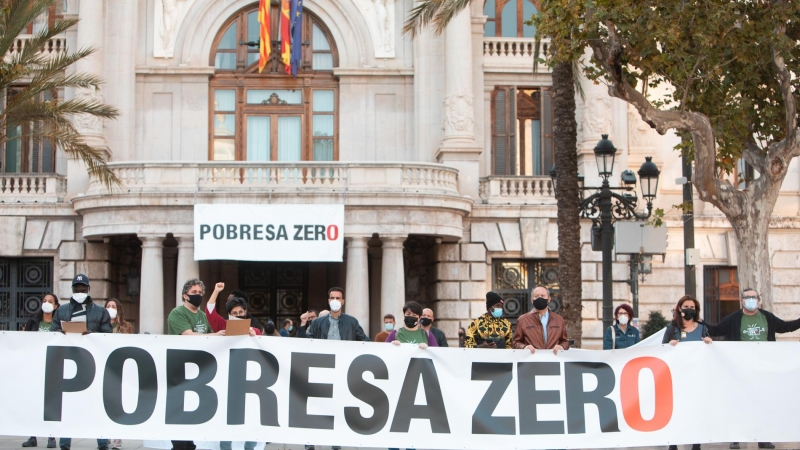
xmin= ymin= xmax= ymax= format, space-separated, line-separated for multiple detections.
xmin=1 ymin=331 xmax=799 ymax=449
xmin=193 ymin=204 xmax=344 ymax=262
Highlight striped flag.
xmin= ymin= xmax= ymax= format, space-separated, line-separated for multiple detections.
xmin=280 ymin=0 xmax=292 ymax=74
xmin=257 ymin=0 xmax=270 ymax=73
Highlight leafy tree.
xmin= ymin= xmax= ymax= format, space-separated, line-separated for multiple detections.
xmin=641 ymin=309 xmax=669 ymax=340
xmin=0 ymin=0 xmax=118 ymax=186
xmin=535 ymin=0 xmax=800 ymax=310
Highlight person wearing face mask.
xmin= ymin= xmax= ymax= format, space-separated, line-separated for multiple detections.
xmin=49 ymin=275 xmax=111 ymax=450
xmin=513 ymin=285 xmax=569 ymax=354
xmin=22 ymin=293 xmax=60 ymax=449
xmin=421 ymin=308 xmax=448 ymax=347
xmin=662 ymin=295 xmax=712 ymax=347
xmin=374 ymin=314 xmax=396 ymax=342
xmin=105 ymin=298 xmax=134 ymax=335
xmin=205 ymin=283 xmax=260 ymax=336
xmin=279 ymin=319 xmax=294 ymax=337
xmin=603 ymin=303 xmax=639 ymax=349
xmin=385 ymin=301 xmax=438 ymax=348
xmin=465 ymin=292 xmax=513 ymax=349
xmin=50 ymin=274 xmax=113 ymax=335
xmin=304 ymin=287 xmax=369 ymax=341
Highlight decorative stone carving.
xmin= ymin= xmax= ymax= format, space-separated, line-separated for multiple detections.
xmin=154 ymin=0 xmax=196 ymax=58
xmin=353 ymin=0 xmax=395 ymax=58
xmin=628 ymin=105 xmax=655 ymax=149
xmin=443 ymin=93 xmax=474 ymax=135
xmin=73 ymin=88 xmax=104 ymax=134
xmin=583 ymin=95 xmax=612 ymax=136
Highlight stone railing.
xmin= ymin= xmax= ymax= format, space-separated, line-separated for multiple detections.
xmin=5 ymin=35 xmax=67 ymax=60
xmin=482 ymin=37 xmax=550 ymax=73
xmin=479 ymin=176 xmax=555 ymax=205
xmin=89 ymin=162 xmax=460 ymax=195
xmin=0 ymin=174 xmax=67 ymax=203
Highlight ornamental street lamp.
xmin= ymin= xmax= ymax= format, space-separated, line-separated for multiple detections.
xmin=550 ymin=134 xmax=661 ymax=329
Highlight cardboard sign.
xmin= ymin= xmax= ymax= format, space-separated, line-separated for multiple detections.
xmin=61 ymin=321 xmax=87 ymax=334
xmin=225 ymin=318 xmax=252 ymax=336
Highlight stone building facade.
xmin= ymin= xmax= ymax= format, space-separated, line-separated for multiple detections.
xmin=1 ymin=0 xmax=799 ymax=346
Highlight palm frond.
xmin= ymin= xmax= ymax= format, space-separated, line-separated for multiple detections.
xmin=403 ymin=0 xmax=447 ymax=38
xmin=0 ymin=0 xmax=58 ymax=55
xmin=431 ymin=0 xmax=473 ymax=35
xmin=14 ymin=18 xmax=79 ymax=65
xmin=34 ymin=125 xmax=120 ymax=189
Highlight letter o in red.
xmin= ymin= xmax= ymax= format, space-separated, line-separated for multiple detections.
xmin=326 ymin=225 xmax=339 ymax=241
xmin=620 ymin=357 xmax=673 ymax=432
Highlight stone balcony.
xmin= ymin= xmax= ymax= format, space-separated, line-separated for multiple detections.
xmin=5 ymin=35 xmax=66 ymax=61
xmin=0 ymin=174 xmax=67 ymax=204
xmin=74 ymin=161 xmax=473 ymax=239
xmin=479 ymin=176 xmax=556 ymax=205
xmin=482 ymin=37 xmax=550 ymax=73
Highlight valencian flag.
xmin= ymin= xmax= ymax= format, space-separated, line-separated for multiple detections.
xmin=280 ymin=0 xmax=292 ymax=74
xmin=257 ymin=0 xmax=270 ymax=73
xmin=289 ymin=0 xmax=303 ymax=77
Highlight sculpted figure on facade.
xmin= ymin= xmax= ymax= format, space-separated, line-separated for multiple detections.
xmin=72 ymin=88 xmax=103 ymax=134
xmin=353 ymin=0 xmax=395 ymax=58
xmin=628 ymin=105 xmax=655 ymax=150
xmin=443 ymin=93 xmax=474 ymax=135
xmin=154 ymin=0 xmax=194 ymax=58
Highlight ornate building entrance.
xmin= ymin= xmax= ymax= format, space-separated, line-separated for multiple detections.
xmin=0 ymin=258 xmax=53 ymax=330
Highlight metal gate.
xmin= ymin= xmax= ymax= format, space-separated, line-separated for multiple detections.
xmin=238 ymin=262 xmax=307 ymax=329
xmin=0 ymin=258 xmax=53 ymax=330
xmin=492 ymin=259 xmax=560 ymax=326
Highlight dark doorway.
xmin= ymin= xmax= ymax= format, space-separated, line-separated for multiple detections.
xmin=238 ymin=262 xmax=308 ymax=328
xmin=492 ymin=259 xmax=560 ymax=326
xmin=703 ymin=266 xmax=740 ymax=323
xmin=0 ymin=258 xmax=53 ymax=330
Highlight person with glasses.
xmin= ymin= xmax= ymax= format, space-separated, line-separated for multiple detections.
xmin=702 ymin=288 xmax=800 ymax=450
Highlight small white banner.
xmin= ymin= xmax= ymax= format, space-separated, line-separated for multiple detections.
xmin=193 ymin=204 xmax=344 ymax=262
xmin=1 ymin=332 xmax=799 ymax=449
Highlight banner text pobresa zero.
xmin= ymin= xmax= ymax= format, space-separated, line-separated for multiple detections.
xmin=198 ymin=223 xmax=340 ymax=241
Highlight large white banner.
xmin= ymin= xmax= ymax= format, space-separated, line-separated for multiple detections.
xmin=1 ymin=331 xmax=799 ymax=449
xmin=193 ymin=204 xmax=344 ymax=261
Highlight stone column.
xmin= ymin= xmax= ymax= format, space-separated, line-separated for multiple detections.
xmin=175 ymin=236 xmax=200 ymax=308
xmin=437 ymin=6 xmax=482 ymax=199
xmin=380 ymin=236 xmax=406 ymax=322
xmin=345 ymin=236 xmax=370 ymax=336
xmin=139 ymin=235 xmax=165 ymax=334
xmin=104 ymin=0 xmax=138 ymax=161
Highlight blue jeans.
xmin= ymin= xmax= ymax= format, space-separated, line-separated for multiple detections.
xmin=59 ymin=438 xmax=109 ymax=450
xmin=220 ymin=442 xmax=256 ymax=450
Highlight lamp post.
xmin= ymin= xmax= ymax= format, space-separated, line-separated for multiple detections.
xmin=551 ymin=135 xmax=661 ymax=329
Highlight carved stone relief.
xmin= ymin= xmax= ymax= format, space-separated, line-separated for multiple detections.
xmin=628 ymin=105 xmax=656 ymax=149
xmin=154 ymin=0 xmax=196 ymax=58
xmin=353 ymin=0 xmax=396 ymax=58
xmin=73 ymin=88 xmax=104 ymax=134
xmin=443 ymin=93 xmax=474 ymax=135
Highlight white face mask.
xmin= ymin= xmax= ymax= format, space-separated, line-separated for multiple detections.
xmin=72 ymin=293 xmax=89 ymax=303
xmin=617 ymin=315 xmax=629 ymax=325
xmin=329 ymin=299 xmax=342 ymax=312
xmin=229 ymin=315 xmax=244 ymax=320
xmin=41 ymin=302 xmax=54 ymax=314
xmin=106 ymin=308 xmax=118 ymax=319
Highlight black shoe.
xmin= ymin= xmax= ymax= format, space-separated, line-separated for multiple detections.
xmin=47 ymin=439 xmax=56 ymax=449
xmin=99 ymin=447 xmax=109 ymax=450
xmin=332 ymin=447 xmax=341 ymax=450
xmin=692 ymin=445 xmax=702 ymax=450
xmin=304 ymin=447 xmax=315 ymax=450
xmin=758 ymin=443 xmax=775 ymax=449
xmin=730 ymin=443 xmax=740 ymax=450
xmin=668 ymin=446 xmax=677 ymax=450
xmin=23 ymin=438 xmax=37 ymax=448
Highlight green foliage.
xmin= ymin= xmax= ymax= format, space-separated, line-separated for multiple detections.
xmin=535 ymin=0 xmax=800 ymax=175
xmin=0 ymin=0 xmax=119 ymax=187
xmin=641 ymin=310 xmax=670 ymax=340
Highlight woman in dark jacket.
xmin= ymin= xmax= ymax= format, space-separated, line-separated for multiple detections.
xmin=603 ymin=303 xmax=640 ymax=349
xmin=22 ymin=293 xmax=59 ymax=448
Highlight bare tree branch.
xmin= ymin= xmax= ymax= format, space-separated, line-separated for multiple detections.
xmin=743 ymin=139 xmax=767 ymax=175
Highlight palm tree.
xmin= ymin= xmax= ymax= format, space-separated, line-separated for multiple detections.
xmin=0 ymin=0 xmax=119 ymax=187
xmin=404 ymin=0 xmax=583 ymax=346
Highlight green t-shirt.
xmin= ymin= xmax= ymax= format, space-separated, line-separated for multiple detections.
xmin=740 ymin=310 xmax=768 ymax=341
xmin=396 ymin=327 xmax=428 ymax=344
xmin=38 ymin=320 xmax=52 ymax=332
xmin=168 ymin=305 xmax=211 ymax=335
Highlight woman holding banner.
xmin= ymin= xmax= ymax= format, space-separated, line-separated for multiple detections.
xmin=603 ymin=303 xmax=640 ymax=349
xmin=662 ymin=295 xmax=712 ymax=346
xmin=21 ymin=294 xmax=59 ymax=449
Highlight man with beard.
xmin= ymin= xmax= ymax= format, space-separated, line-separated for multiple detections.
xmin=304 ymin=287 xmax=369 ymax=341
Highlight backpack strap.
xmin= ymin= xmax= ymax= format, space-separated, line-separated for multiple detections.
xmin=609 ymin=325 xmax=616 ymax=349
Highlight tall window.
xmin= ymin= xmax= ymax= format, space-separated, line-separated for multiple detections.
xmin=209 ymin=5 xmax=338 ymax=162
xmin=484 ymin=0 xmax=538 ymax=38
xmin=1 ymin=88 xmax=56 ymax=174
xmin=491 ymin=86 xmax=553 ymax=175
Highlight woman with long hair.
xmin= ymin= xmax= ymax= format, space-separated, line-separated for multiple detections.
xmin=22 ymin=294 xmax=59 ymax=448
xmin=105 ymin=298 xmax=134 ymax=334
xmin=603 ymin=303 xmax=640 ymax=349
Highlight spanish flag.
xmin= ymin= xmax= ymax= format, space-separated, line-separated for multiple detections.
xmin=280 ymin=0 xmax=292 ymax=74
xmin=257 ymin=0 xmax=270 ymax=73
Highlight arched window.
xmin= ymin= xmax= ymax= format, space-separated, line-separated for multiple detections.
xmin=209 ymin=3 xmax=338 ymax=162
xmin=484 ymin=0 xmax=537 ymax=38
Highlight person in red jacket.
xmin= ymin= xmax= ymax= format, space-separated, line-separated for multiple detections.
xmin=206 ymin=282 xmax=260 ymax=336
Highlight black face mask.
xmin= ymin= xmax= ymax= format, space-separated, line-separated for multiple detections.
xmin=532 ymin=297 xmax=549 ymax=311
xmin=681 ymin=308 xmax=696 ymax=320
xmin=419 ymin=317 xmax=433 ymax=327
xmin=404 ymin=316 xmax=419 ymax=328
xmin=186 ymin=294 xmax=202 ymax=307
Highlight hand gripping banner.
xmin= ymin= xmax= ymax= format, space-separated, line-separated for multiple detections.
xmin=1 ymin=331 xmax=798 ymax=449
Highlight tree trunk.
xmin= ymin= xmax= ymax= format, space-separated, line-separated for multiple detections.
xmin=552 ymin=61 xmax=582 ymax=346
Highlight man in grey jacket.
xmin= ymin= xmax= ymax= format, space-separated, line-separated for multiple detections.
xmin=305 ymin=287 xmax=369 ymax=341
